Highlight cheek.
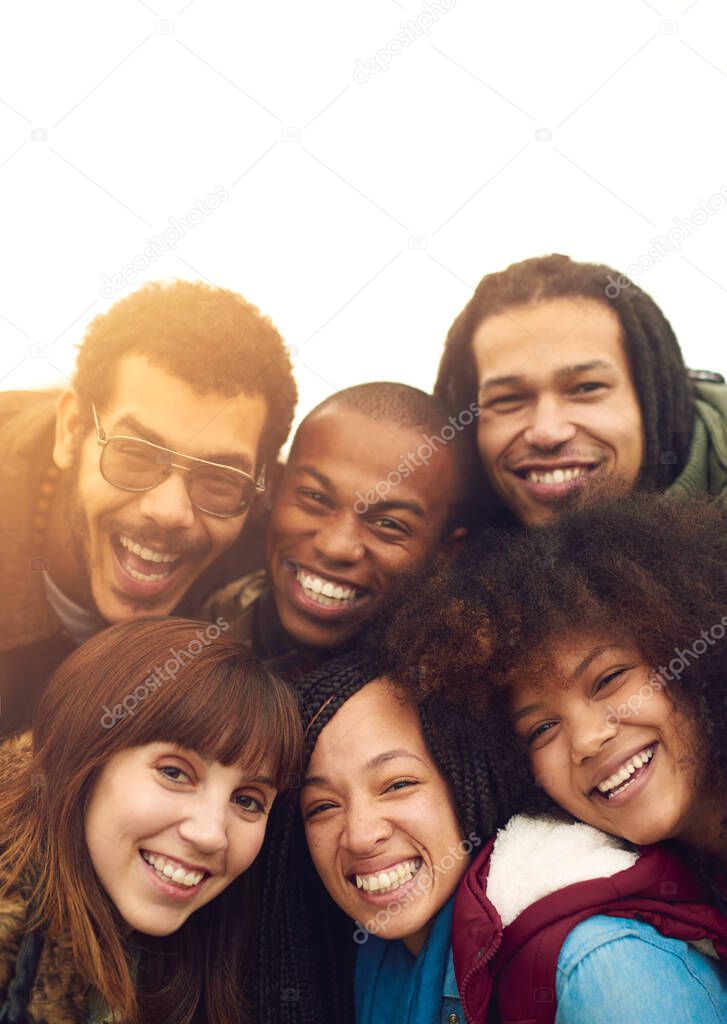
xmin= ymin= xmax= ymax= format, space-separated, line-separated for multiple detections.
xmin=529 ymin=744 xmax=571 ymax=801
xmin=208 ymin=517 xmax=245 ymax=556
xmin=476 ymin=421 xmax=503 ymax=464
xmin=229 ymin=821 xmax=268 ymax=875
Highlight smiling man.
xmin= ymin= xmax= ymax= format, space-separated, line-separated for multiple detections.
xmin=435 ymin=253 xmax=727 ymax=525
xmin=206 ymin=382 xmax=470 ymax=676
xmin=0 ymin=280 xmax=296 ymax=736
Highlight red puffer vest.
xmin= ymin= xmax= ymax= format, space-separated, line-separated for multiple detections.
xmin=452 ymin=818 xmax=727 ymax=1024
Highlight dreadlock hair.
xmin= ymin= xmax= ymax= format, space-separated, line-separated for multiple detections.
xmin=256 ymin=651 xmax=543 ymax=1024
xmin=379 ymin=492 xmax=727 ymax=830
xmin=434 ymin=254 xmax=695 ymax=514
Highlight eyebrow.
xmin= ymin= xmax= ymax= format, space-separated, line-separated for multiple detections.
xmin=242 ymin=774 xmax=276 ymax=788
xmin=512 ymin=644 xmax=621 ymax=723
xmin=113 ymin=415 xmax=254 ymax=472
xmin=571 ymin=644 xmax=620 ymax=680
xmin=479 ymin=360 xmax=617 ymax=394
xmin=301 ymin=749 xmax=426 ymax=789
xmin=295 ymin=466 xmax=425 ymax=518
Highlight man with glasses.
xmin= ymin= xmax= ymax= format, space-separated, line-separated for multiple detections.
xmin=0 ymin=279 xmax=296 ymax=737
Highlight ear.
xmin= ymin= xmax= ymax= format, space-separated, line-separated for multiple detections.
xmin=53 ymin=390 xmax=85 ymax=470
xmin=261 ymin=459 xmax=286 ymax=511
xmin=438 ymin=525 xmax=467 ymax=563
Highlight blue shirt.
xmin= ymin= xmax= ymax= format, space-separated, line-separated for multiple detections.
xmin=358 ymin=915 xmax=727 ymax=1023
xmin=555 ymin=915 xmax=727 ymax=1024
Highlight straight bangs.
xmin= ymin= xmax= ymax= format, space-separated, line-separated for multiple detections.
xmin=120 ymin=647 xmax=303 ymax=788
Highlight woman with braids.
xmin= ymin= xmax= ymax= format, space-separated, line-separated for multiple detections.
xmin=381 ymin=491 xmax=727 ymax=1023
xmin=0 ymin=616 xmax=301 ymax=1024
xmin=256 ymin=650 xmax=536 ymax=1024
xmin=434 ymin=253 xmax=727 ymax=526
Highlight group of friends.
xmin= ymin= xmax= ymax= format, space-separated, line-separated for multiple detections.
xmin=1 ymin=252 xmax=727 ymax=1023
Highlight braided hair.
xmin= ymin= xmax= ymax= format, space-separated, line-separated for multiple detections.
xmin=256 ymin=651 xmax=541 ymax=1024
xmin=434 ymin=254 xmax=695 ymax=512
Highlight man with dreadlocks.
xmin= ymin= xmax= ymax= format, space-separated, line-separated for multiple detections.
xmin=434 ymin=253 xmax=727 ymax=525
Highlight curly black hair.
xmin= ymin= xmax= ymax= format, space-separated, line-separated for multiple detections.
xmin=73 ymin=279 xmax=297 ymax=466
xmin=381 ymin=492 xmax=727 ymax=813
xmin=255 ymin=651 xmax=542 ymax=1024
xmin=434 ymin=254 xmax=695 ymax=519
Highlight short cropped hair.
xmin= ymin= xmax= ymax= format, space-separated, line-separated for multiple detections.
xmin=295 ymin=381 xmax=479 ymax=529
xmin=74 ymin=280 xmax=297 ymax=465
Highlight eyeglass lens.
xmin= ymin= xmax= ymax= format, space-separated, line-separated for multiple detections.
xmin=101 ymin=437 xmax=254 ymax=514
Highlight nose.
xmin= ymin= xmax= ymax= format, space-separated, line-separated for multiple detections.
xmin=523 ymin=394 xmax=577 ymax=451
xmin=569 ymin=704 xmax=619 ymax=765
xmin=136 ymin=469 xmax=196 ymax=530
xmin=313 ymin=513 xmax=365 ymax=565
xmin=341 ymin=799 xmax=393 ymax=855
xmin=177 ymin=798 xmax=229 ymax=856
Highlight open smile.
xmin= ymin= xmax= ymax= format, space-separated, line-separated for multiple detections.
xmin=510 ymin=460 xmax=603 ymax=501
xmin=139 ymin=849 xmax=211 ymax=900
xmin=111 ymin=532 xmax=187 ymax=599
xmin=286 ymin=563 xmax=371 ymax=620
xmin=590 ymin=743 xmax=657 ymax=806
xmin=347 ymin=857 xmax=423 ymax=903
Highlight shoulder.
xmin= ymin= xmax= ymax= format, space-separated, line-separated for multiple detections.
xmin=201 ymin=570 xmax=268 ymax=622
xmin=0 ymin=388 xmax=57 ymax=429
xmin=556 ymin=915 xmax=727 ymax=1023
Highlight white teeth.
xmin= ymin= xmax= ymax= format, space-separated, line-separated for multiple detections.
xmin=597 ymin=745 xmax=655 ymax=796
xmin=141 ymin=850 xmax=204 ymax=888
xmin=526 ymin=467 xmax=588 ymax=485
xmin=119 ymin=534 xmax=180 ymax=564
xmin=355 ymin=858 xmax=421 ymax=893
xmin=125 ymin=566 xmax=170 ymax=582
xmin=296 ymin=570 xmax=360 ymax=606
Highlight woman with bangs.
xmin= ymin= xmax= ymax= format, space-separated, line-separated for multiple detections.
xmin=380 ymin=492 xmax=727 ymax=1024
xmin=0 ymin=616 xmax=301 ymax=1024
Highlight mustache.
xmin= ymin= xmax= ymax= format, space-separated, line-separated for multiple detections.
xmin=104 ymin=519 xmax=211 ymax=559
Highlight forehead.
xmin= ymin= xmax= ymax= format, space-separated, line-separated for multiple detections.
xmin=289 ymin=406 xmax=456 ymax=506
xmin=309 ymin=679 xmax=427 ymax=768
xmin=472 ymin=297 xmax=629 ymax=383
xmin=106 ymin=353 xmax=268 ymax=458
xmin=514 ymin=629 xmax=639 ymax=696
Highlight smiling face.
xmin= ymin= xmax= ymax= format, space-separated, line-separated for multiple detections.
xmin=52 ymin=354 xmax=268 ymax=621
xmin=472 ymin=297 xmax=644 ymax=525
xmin=510 ymin=632 xmax=709 ymax=847
xmin=84 ymin=742 xmax=276 ymax=936
xmin=301 ymin=678 xmax=468 ymax=955
xmin=266 ymin=406 xmax=462 ymax=649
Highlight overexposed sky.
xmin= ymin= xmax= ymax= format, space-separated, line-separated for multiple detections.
xmin=2 ymin=0 xmax=727 ymax=440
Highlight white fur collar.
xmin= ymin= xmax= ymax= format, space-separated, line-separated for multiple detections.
xmin=486 ymin=815 xmax=639 ymax=927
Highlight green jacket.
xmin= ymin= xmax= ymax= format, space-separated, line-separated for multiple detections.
xmin=667 ymin=381 xmax=727 ymax=507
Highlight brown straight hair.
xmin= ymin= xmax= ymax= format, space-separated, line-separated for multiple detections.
xmin=0 ymin=616 xmax=303 ymax=1024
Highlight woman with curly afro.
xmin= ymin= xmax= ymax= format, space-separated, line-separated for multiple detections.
xmin=382 ymin=492 xmax=727 ymax=1023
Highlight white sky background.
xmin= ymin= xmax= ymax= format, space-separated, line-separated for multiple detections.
xmin=2 ymin=0 xmax=727 ymax=445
